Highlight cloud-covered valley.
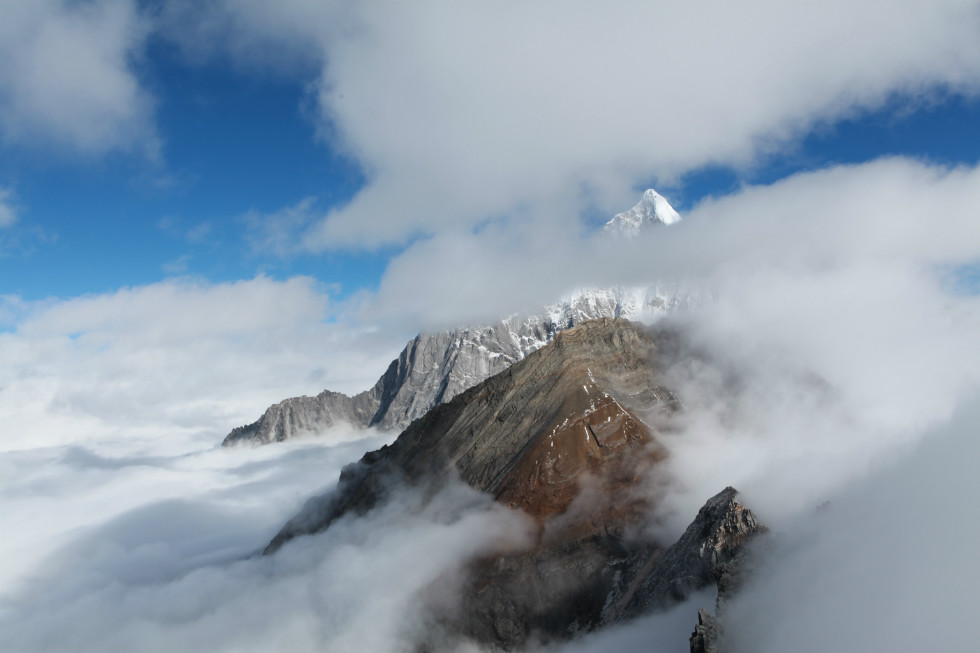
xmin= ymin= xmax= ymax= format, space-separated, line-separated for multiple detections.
xmin=2 ymin=1 xmax=980 ymax=650
xmin=2 ymin=153 xmax=979 ymax=650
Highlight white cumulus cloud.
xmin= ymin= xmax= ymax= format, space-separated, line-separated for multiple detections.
xmin=0 ymin=188 xmax=16 ymax=227
xmin=0 ymin=276 xmax=408 ymax=453
xmin=0 ymin=0 xmax=157 ymax=156
xmin=160 ymin=0 xmax=980 ymax=250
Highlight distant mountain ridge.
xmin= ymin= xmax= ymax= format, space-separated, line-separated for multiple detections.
xmin=223 ymin=191 xmax=685 ymax=446
xmin=223 ymin=287 xmax=686 ymax=445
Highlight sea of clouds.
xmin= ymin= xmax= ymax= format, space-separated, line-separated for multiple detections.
xmin=2 ymin=0 xmax=980 ymax=649
xmin=3 ymin=155 xmax=979 ymax=651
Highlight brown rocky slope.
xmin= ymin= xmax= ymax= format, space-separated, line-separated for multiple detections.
xmin=263 ymin=319 xmax=765 ymax=650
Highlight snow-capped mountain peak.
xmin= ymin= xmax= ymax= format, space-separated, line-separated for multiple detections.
xmin=225 ymin=189 xmax=691 ymax=447
xmin=602 ymin=188 xmax=681 ymax=237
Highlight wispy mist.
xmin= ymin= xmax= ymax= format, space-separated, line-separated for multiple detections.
xmin=723 ymin=402 xmax=980 ymax=652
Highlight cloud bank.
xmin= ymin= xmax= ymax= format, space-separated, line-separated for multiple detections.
xmin=722 ymin=402 xmax=980 ymax=652
xmin=0 ymin=421 xmax=542 ymax=652
xmin=363 ymin=156 xmax=980 ymax=332
xmin=0 ymin=0 xmax=156 ymax=156
xmin=164 ymin=0 xmax=980 ymax=250
xmin=0 ymin=276 xmax=407 ymax=453
xmin=2 ymin=154 xmax=979 ymax=649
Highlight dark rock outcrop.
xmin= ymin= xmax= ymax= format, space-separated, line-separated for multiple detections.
xmin=618 ymin=487 xmax=764 ymax=620
xmin=690 ymin=609 xmax=721 ymax=653
xmin=664 ymin=489 xmax=766 ymax=653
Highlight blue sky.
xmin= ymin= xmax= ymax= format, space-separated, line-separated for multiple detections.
xmin=3 ymin=0 xmax=975 ymax=435
xmin=0 ymin=3 xmax=980 ymax=308
xmin=0 ymin=38 xmax=376 ymax=299
xmin=677 ymin=94 xmax=980 ymax=204
xmin=4 ymin=67 xmax=978 ymax=302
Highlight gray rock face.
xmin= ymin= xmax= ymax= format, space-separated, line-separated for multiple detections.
xmin=223 ymin=288 xmax=684 ymax=446
xmin=690 ymin=609 xmax=721 ymax=653
xmin=618 ymin=486 xmax=765 ymax=619
xmin=223 ymin=389 xmax=379 ymax=445
xmin=681 ymin=491 xmax=766 ymax=653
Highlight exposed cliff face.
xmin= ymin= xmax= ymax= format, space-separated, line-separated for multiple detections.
xmin=681 ymin=490 xmax=767 ymax=653
xmin=223 ymin=287 xmax=685 ymax=446
xmin=264 ymin=318 xmax=676 ymax=549
xmin=453 ymin=487 xmax=764 ymax=650
xmin=619 ymin=487 xmax=764 ymax=619
xmin=223 ymin=389 xmax=379 ymax=445
xmin=261 ymin=318 xmax=765 ymax=650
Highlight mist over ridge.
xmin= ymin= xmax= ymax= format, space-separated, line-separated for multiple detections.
xmin=2 ymin=1 xmax=980 ymax=649
xmin=4 ymin=171 xmax=978 ymax=649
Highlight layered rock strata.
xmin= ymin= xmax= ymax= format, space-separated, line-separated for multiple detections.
xmin=264 ymin=318 xmax=676 ymax=551
xmin=223 ymin=289 xmax=683 ymax=446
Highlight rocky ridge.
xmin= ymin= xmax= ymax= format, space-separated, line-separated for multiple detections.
xmin=262 ymin=319 xmax=765 ymax=650
xmin=224 ymin=189 xmax=686 ymax=447
xmin=685 ymin=490 xmax=767 ymax=653
xmin=263 ymin=318 xmax=676 ymax=551
xmin=224 ymin=287 xmax=685 ymax=446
